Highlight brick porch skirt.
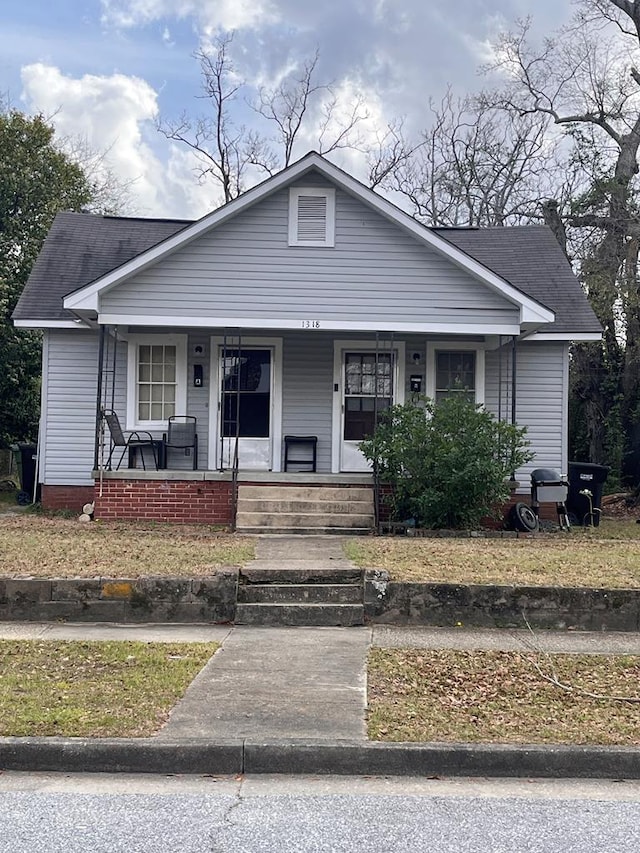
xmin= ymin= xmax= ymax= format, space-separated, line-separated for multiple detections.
xmin=41 ymin=480 xmax=559 ymax=528
xmin=93 ymin=479 xmax=234 ymax=524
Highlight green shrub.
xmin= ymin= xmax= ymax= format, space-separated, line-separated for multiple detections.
xmin=360 ymin=395 xmax=533 ymax=529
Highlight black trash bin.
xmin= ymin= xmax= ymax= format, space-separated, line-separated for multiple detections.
xmin=10 ymin=443 xmax=39 ymax=505
xmin=566 ymin=462 xmax=609 ymax=526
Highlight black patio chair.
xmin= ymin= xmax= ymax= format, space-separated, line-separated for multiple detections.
xmin=103 ymin=409 xmax=159 ymax=471
xmin=163 ymin=415 xmax=198 ymax=470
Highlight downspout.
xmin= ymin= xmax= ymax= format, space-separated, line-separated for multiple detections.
xmin=511 ymin=335 xmax=517 ymax=426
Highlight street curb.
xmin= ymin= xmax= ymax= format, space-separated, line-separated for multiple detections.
xmin=1 ymin=737 xmax=639 ymax=779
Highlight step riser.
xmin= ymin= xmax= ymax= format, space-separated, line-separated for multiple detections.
xmin=238 ymin=584 xmax=363 ymax=604
xmin=235 ymin=603 xmax=365 ymax=627
xmin=237 ymin=500 xmax=373 ymax=514
xmin=236 ymin=512 xmax=374 ymax=528
xmin=241 ymin=568 xmax=362 ymax=584
xmin=236 ymin=527 xmax=372 ymax=535
xmin=238 ymin=486 xmax=374 ymax=502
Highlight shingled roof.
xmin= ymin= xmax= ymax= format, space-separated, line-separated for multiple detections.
xmin=13 ymin=209 xmax=600 ymax=335
xmin=434 ymin=225 xmax=600 ymax=336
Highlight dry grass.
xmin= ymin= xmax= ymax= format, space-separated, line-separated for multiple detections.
xmin=345 ymin=522 xmax=640 ymax=588
xmin=0 ymin=515 xmax=254 ymax=578
xmin=368 ymin=648 xmax=640 ymax=745
xmin=0 ymin=639 xmax=218 ymax=737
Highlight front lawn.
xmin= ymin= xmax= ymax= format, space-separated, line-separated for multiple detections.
xmin=0 ymin=515 xmax=254 ymax=577
xmin=0 ymin=639 xmax=218 ymax=737
xmin=368 ymin=648 xmax=640 ymax=745
xmin=346 ymin=520 xmax=640 ymax=587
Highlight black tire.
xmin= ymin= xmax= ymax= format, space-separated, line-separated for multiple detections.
xmin=16 ymin=491 xmax=31 ymax=506
xmin=509 ymin=502 xmax=538 ymax=532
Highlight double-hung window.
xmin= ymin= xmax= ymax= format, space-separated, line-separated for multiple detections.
xmin=127 ymin=335 xmax=187 ymax=429
xmin=426 ymin=343 xmax=485 ymax=405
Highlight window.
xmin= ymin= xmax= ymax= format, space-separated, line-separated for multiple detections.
xmin=220 ymin=349 xmax=271 ymax=438
xmin=344 ymin=352 xmax=393 ymax=441
xmin=127 ymin=335 xmax=187 ymax=429
xmin=435 ymin=351 xmax=476 ymax=402
xmin=288 ymin=187 xmax=335 ymax=246
xmin=426 ymin=343 xmax=484 ymax=406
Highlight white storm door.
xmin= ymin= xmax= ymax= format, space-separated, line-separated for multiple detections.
xmin=211 ymin=340 xmax=282 ymax=471
xmin=333 ymin=342 xmax=405 ymax=472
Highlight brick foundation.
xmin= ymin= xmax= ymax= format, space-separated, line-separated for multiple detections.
xmin=41 ymin=485 xmax=96 ymax=513
xmin=94 ymin=479 xmax=234 ymax=525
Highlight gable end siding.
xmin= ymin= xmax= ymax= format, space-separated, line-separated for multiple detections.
xmin=100 ymin=186 xmax=520 ymax=328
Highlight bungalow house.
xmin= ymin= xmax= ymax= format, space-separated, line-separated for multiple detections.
xmin=13 ymin=152 xmax=601 ymax=532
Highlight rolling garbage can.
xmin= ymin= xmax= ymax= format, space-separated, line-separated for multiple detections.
xmin=10 ymin=443 xmax=39 ymax=506
xmin=566 ymin=462 xmax=609 ymax=527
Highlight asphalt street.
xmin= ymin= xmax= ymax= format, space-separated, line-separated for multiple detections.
xmin=1 ymin=773 xmax=640 ymax=852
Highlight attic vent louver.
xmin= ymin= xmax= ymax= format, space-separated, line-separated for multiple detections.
xmin=289 ymin=187 xmax=335 ymax=247
xmin=298 ymin=194 xmax=327 ymax=241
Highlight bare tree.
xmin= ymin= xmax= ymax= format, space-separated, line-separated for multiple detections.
xmin=485 ymin=5 xmax=640 ymax=474
xmin=60 ymin=135 xmax=137 ymax=215
xmin=383 ymin=91 xmax=562 ymax=227
xmin=248 ymin=49 xmax=368 ymax=176
xmin=158 ymin=33 xmax=251 ymax=203
xmin=158 ymin=36 xmax=370 ymax=198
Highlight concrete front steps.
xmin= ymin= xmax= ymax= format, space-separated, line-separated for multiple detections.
xmin=235 ymin=484 xmax=375 ymax=534
xmin=235 ymin=567 xmax=365 ymax=626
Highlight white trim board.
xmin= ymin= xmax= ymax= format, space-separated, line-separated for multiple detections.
xmin=63 ymin=151 xmax=554 ymax=327
xmin=98 ymin=315 xmax=522 ymax=336
xmin=14 ymin=319 xmax=89 ymax=329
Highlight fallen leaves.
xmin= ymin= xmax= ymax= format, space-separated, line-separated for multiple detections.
xmin=368 ymin=648 xmax=640 ymax=745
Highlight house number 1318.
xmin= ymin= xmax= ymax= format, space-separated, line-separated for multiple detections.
xmin=301 ymin=320 xmax=320 ymax=329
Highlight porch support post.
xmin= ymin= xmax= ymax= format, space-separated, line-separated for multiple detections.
xmin=94 ymin=324 xmax=106 ymax=470
xmin=511 ymin=335 xmax=517 ymax=426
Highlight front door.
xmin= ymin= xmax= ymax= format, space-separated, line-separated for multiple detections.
xmin=216 ymin=346 xmax=274 ymax=470
xmin=334 ymin=343 xmax=405 ymax=472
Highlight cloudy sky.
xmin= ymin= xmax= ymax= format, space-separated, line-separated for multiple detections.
xmin=0 ymin=0 xmax=573 ymax=219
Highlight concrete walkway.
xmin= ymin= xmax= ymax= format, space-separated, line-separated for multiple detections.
xmin=159 ymin=626 xmax=369 ymax=740
xmin=249 ymin=534 xmax=355 ymax=570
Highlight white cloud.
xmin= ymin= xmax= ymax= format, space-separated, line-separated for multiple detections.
xmin=101 ymin=0 xmax=278 ymax=33
xmin=20 ymin=63 xmax=172 ymax=216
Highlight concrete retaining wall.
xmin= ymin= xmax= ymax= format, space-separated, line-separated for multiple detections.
xmin=0 ymin=572 xmax=239 ymax=623
xmin=364 ymin=571 xmax=640 ymax=631
xmin=2 ymin=570 xmax=639 ymax=630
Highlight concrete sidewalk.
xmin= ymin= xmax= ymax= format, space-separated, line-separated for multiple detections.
xmin=3 ymin=620 xmax=640 ymax=778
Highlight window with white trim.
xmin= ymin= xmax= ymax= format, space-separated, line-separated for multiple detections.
xmin=288 ymin=187 xmax=335 ymax=246
xmin=435 ymin=350 xmax=476 ymax=402
xmin=127 ymin=335 xmax=187 ymax=429
xmin=426 ymin=342 xmax=485 ymax=406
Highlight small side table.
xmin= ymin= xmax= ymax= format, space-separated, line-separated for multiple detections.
xmin=284 ymin=435 xmax=317 ymax=472
xmin=128 ymin=440 xmax=165 ymax=470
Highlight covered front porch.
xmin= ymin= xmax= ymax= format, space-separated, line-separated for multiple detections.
xmin=92 ymin=323 xmax=526 ymax=530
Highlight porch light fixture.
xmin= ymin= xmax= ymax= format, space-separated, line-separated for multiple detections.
xmin=412 ymin=352 xmax=421 ymax=364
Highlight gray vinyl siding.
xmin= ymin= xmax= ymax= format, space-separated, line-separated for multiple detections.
xmin=281 ymin=334 xmax=334 ymax=472
xmin=43 ymin=330 xmax=99 ymax=485
xmin=101 ymin=183 xmax=519 ymax=328
xmin=41 ymin=331 xmax=567 ymax=484
xmin=486 ymin=342 xmax=566 ymax=489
